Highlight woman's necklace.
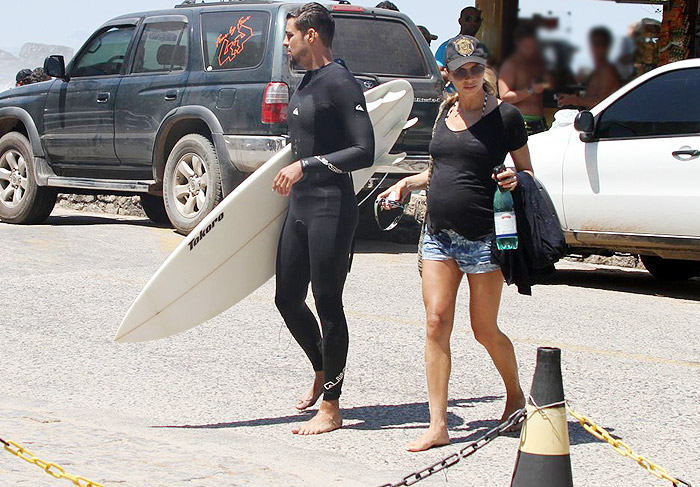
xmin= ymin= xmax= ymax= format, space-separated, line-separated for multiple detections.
xmin=454 ymin=93 xmax=489 ymax=127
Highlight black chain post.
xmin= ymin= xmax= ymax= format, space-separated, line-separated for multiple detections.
xmin=378 ymin=408 xmax=526 ymax=487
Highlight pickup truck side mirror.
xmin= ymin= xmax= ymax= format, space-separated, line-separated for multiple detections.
xmin=574 ymin=110 xmax=595 ymax=142
xmin=44 ymin=55 xmax=68 ymax=81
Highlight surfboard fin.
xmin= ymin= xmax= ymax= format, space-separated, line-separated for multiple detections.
xmin=374 ymin=152 xmax=407 ymax=167
xmin=403 ymin=117 xmax=418 ymax=130
xmin=366 ymin=90 xmax=408 ymax=112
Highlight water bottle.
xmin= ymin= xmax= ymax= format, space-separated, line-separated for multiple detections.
xmin=493 ymin=164 xmax=518 ymax=250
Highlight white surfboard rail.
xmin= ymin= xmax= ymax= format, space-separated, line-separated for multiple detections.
xmin=115 ymin=79 xmax=415 ymax=343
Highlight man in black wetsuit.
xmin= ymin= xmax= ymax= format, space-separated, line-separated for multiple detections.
xmin=272 ymin=3 xmax=375 ymax=435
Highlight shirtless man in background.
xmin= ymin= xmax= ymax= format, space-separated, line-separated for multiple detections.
xmin=498 ymin=24 xmax=550 ymax=135
xmin=557 ymin=27 xmax=621 ymax=109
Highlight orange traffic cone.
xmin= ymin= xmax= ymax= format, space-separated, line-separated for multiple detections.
xmin=510 ymin=347 xmax=573 ymax=487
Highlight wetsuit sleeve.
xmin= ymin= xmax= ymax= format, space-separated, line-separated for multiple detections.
xmin=300 ymin=76 xmax=375 ymax=174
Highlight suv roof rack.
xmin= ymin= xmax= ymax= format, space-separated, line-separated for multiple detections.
xmin=176 ymin=0 xmax=282 ymax=7
xmin=176 ymin=0 xmax=351 ymax=6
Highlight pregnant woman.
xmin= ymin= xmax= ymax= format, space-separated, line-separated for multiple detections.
xmin=378 ymin=35 xmax=534 ymax=452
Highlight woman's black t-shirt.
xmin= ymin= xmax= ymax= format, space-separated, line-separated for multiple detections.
xmin=427 ymin=101 xmax=528 ymax=241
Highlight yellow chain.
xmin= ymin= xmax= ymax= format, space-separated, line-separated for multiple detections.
xmin=567 ymin=406 xmax=686 ymax=486
xmin=3 ymin=439 xmax=104 ymax=487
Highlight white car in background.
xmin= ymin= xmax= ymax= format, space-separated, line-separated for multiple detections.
xmin=522 ymin=59 xmax=700 ymax=280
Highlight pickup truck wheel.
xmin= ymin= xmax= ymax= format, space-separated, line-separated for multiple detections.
xmin=0 ymin=132 xmax=56 ymax=224
xmin=640 ymin=255 xmax=700 ymax=281
xmin=163 ymin=134 xmax=222 ymax=234
xmin=139 ymin=194 xmax=171 ymax=226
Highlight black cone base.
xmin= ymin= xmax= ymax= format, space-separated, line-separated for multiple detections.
xmin=511 ymin=347 xmax=573 ymax=487
xmin=511 ymin=451 xmax=574 ymax=487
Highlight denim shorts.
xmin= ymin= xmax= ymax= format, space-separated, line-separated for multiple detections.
xmin=422 ymin=227 xmax=501 ymax=274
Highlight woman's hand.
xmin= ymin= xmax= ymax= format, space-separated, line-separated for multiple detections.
xmin=493 ymin=167 xmax=518 ymax=191
xmin=273 ymin=161 xmax=303 ymax=196
xmin=376 ymin=179 xmax=409 ymax=209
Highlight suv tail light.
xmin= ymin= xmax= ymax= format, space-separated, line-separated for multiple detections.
xmin=262 ymin=82 xmax=289 ymax=124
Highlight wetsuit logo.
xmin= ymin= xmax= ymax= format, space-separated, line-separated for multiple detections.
xmin=188 ymin=212 xmax=225 ymax=251
xmin=292 ymin=106 xmax=300 ymax=116
xmin=315 ymin=156 xmax=342 ymax=174
xmin=355 ymin=104 xmax=365 ymax=112
xmin=324 ymin=369 xmax=345 ymax=391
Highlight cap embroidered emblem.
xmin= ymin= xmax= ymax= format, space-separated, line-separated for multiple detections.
xmin=293 ymin=106 xmax=300 ymax=116
xmin=454 ymin=37 xmax=475 ymax=56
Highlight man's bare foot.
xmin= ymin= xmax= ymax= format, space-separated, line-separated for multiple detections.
xmin=295 ymin=372 xmax=324 ymax=411
xmin=406 ymin=426 xmax=450 ymax=452
xmin=500 ymin=390 xmax=526 ymax=432
xmin=292 ymin=400 xmax=342 ymax=435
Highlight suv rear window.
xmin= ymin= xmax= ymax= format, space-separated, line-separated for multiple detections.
xmin=201 ymin=11 xmax=270 ymax=71
xmin=132 ymin=22 xmax=189 ymax=74
xmin=332 ymin=17 xmax=428 ymax=77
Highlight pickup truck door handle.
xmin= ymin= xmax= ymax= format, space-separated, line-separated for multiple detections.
xmin=96 ymin=92 xmax=110 ymax=103
xmin=165 ymin=90 xmax=178 ymax=101
xmin=672 ymin=148 xmax=700 ymax=158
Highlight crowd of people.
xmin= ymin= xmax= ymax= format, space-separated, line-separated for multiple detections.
xmin=376 ymin=2 xmax=624 ymax=135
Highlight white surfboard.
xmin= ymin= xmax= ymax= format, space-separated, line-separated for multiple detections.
xmin=115 ymin=80 xmax=415 ymax=343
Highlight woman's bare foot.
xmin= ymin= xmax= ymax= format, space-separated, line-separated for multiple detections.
xmin=295 ymin=372 xmax=324 ymax=411
xmin=292 ymin=400 xmax=342 ymax=435
xmin=500 ymin=390 xmax=526 ymax=432
xmin=406 ymin=425 xmax=450 ymax=452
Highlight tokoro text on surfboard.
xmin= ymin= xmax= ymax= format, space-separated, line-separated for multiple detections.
xmin=188 ymin=212 xmax=225 ymax=251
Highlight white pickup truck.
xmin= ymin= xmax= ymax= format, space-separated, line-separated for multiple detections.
xmin=522 ymin=59 xmax=700 ymax=280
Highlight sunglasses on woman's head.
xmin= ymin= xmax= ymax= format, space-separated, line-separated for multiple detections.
xmin=452 ymin=64 xmax=486 ymax=80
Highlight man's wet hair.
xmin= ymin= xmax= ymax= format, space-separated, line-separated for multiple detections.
xmin=376 ymin=1 xmax=399 ymax=11
xmin=590 ymin=26 xmax=613 ymax=47
xmin=287 ymin=2 xmax=335 ymax=48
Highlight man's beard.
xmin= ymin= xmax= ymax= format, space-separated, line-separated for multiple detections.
xmin=289 ymin=46 xmax=310 ymax=69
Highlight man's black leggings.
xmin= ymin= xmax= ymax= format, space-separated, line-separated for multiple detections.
xmin=275 ymin=175 xmax=358 ymax=401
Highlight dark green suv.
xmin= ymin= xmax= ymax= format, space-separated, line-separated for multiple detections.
xmin=0 ymin=1 xmax=442 ymax=233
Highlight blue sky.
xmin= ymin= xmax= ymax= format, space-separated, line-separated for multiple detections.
xmin=0 ymin=0 xmax=662 ymax=69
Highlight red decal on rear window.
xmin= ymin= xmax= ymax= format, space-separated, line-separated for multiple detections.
xmin=216 ymin=16 xmax=254 ymax=67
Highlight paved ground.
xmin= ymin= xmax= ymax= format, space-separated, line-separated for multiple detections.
xmin=1 ymin=209 xmax=698 ymax=487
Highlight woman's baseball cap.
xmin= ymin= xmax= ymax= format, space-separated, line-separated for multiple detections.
xmin=444 ymin=35 xmax=488 ymax=71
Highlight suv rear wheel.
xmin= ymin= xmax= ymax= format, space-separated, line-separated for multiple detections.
xmin=139 ymin=194 xmax=171 ymax=226
xmin=162 ymin=134 xmax=222 ymax=234
xmin=641 ymin=255 xmax=700 ymax=281
xmin=0 ymin=132 xmax=57 ymax=224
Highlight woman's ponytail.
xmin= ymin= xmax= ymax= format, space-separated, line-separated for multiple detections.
xmin=483 ymin=66 xmax=498 ymax=96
